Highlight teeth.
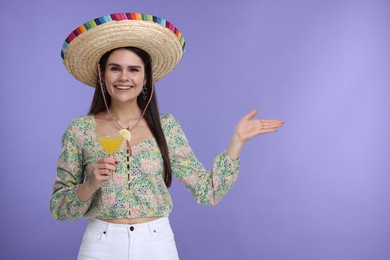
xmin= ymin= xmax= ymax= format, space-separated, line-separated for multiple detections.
xmin=116 ymin=86 xmax=131 ymax=90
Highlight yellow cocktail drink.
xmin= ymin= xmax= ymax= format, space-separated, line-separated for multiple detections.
xmin=98 ymin=136 xmax=123 ymax=154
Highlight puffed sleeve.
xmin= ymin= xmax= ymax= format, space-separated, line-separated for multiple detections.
xmin=50 ymin=119 xmax=93 ymax=221
xmin=163 ymin=114 xmax=240 ymax=205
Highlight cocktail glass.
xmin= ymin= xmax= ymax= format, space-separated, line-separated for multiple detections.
xmin=97 ymin=132 xmax=124 ymax=184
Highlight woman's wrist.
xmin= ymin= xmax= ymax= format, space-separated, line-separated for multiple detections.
xmin=77 ymin=181 xmax=97 ymax=202
xmin=226 ymin=133 xmax=244 ymax=160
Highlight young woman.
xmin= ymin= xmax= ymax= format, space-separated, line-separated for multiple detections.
xmin=50 ymin=13 xmax=284 ymax=260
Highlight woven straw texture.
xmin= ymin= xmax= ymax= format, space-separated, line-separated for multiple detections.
xmin=62 ymin=14 xmax=185 ymax=87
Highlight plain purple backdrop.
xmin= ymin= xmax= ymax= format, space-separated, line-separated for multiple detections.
xmin=1 ymin=0 xmax=389 ymax=259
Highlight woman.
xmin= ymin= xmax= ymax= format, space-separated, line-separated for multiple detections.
xmin=51 ymin=12 xmax=284 ymax=260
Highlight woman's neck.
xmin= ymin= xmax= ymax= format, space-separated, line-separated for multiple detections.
xmin=109 ymin=100 xmax=143 ymax=124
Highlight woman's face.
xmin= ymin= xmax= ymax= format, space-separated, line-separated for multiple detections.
xmin=104 ymin=48 xmax=146 ymax=105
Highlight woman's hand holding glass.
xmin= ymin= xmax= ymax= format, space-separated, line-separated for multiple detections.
xmin=76 ymin=157 xmax=118 ymax=202
xmin=89 ymin=157 xmax=118 ymax=190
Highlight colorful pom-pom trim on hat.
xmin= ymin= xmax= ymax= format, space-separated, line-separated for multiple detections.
xmin=61 ymin=13 xmax=186 ymax=62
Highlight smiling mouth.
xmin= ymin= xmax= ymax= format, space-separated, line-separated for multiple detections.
xmin=115 ymin=85 xmax=133 ymax=90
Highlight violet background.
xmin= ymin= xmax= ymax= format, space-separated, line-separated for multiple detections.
xmin=1 ymin=0 xmax=389 ymax=259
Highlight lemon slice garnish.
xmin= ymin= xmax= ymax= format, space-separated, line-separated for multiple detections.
xmin=119 ymin=129 xmax=131 ymax=141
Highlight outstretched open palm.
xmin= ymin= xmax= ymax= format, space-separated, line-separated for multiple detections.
xmin=235 ymin=109 xmax=284 ymax=143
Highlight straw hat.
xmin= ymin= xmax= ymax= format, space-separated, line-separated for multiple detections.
xmin=61 ymin=13 xmax=186 ymax=87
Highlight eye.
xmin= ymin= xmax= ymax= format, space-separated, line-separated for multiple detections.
xmin=109 ymin=66 xmax=121 ymax=72
xmin=129 ymin=67 xmax=140 ymax=72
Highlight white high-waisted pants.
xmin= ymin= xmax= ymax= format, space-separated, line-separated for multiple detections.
xmin=77 ymin=218 xmax=179 ymax=260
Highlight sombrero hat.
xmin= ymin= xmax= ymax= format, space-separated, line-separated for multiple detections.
xmin=61 ymin=12 xmax=186 ymax=87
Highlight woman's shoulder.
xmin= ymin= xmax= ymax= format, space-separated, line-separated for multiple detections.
xmin=160 ymin=113 xmax=176 ymax=124
xmin=160 ymin=113 xmax=186 ymax=138
xmin=160 ymin=113 xmax=183 ymax=128
xmin=160 ymin=113 xmax=179 ymax=133
xmin=67 ymin=115 xmax=94 ymax=127
xmin=65 ymin=115 xmax=95 ymax=133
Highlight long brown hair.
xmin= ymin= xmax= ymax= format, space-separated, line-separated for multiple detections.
xmin=88 ymin=47 xmax=172 ymax=187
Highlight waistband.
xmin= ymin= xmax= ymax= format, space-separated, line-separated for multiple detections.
xmin=87 ymin=217 xmax=170 ymax=235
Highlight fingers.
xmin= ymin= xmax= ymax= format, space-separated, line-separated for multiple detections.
xmin=242 ymin=109 xmax=258 ymax=121
xmin=95 ymin=159 xmax=117 ymax=174
xmin=96 ymin=159 xmax=117 ymax=170
xmin=259 ymin=120 xmax=284 ymax=129
xmin=250 ymin=119 xmax=284 ymax=137
xmin=98 ymin=157 xmax=117 ymax=165
xmin=92 ymin=158 xmax=118 ymax=185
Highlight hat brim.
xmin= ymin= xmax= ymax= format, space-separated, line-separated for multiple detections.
xmin=62 ymin=13 xmax=186 ymax=87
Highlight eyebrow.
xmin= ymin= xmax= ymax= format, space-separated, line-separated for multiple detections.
xmin=107 ymin=63 xmax=143 ymax=68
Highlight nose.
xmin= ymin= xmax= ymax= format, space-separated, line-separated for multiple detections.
xmin=118 ymin=71 xmax=130 ymax=82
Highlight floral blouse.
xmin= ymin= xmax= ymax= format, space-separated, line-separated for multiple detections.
xmin=50 ymin=114 xmax=240 ymax=221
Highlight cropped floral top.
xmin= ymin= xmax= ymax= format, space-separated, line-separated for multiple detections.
xmin=50 ymin=114 xmax=240 ymax=221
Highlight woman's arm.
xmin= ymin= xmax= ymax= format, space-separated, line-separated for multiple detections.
xmin=50 ymin=118 xmax=93 ymax=221
xmin=164 ymin=114 xmax=240 ymax=205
